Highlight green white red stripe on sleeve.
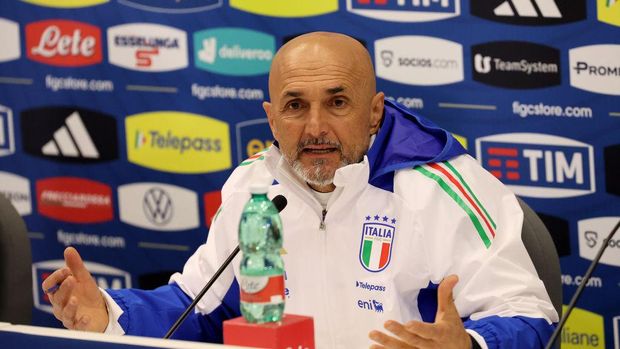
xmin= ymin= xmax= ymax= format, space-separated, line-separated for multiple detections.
xmin=415 ymin=161 xmax=497 ymax=248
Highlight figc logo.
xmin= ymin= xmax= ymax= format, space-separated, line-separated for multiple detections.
xmin=194 ymin=28 xmax=274 ymax=76
xmin=230 ymin=0 xmax=337 ymax=17
xmin=476 ymin=133 xmax=595 ymax=198
xmin=126 ymin=111 xmax=231 ymax=174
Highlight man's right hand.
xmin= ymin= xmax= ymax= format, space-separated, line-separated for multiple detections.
xmin=42 ymin=247 xmax=109 ymax=332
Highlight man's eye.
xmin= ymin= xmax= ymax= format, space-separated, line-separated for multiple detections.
xmin=333 ymin=98 xmax=346 ymax=107
xmin=287 ymin=101 xmax=301 ymax=110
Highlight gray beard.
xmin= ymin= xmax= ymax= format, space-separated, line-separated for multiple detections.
xmin=290 ymin=158 xmax=346 ymax=188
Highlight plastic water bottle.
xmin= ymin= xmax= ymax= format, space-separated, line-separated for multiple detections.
xmin=238 ymin=185 xmax=285 ymax=323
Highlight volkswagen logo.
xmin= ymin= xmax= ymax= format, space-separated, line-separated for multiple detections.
xmin=143 ymin=187 xmax=173 ymax=226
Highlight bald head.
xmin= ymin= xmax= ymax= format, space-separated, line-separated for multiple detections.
xmin=268 ymin=32 xmax=377 ymax=100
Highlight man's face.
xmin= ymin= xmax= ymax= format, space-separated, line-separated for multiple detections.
xmin=264 ymin=54 xmax=383 ymax=190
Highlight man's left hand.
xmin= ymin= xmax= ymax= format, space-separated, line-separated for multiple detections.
xmin=368 ymin=275 xmax=472 ymax=349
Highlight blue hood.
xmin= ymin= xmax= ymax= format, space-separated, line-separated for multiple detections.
xmin=367 ymin=99 xmax=466 ymax=192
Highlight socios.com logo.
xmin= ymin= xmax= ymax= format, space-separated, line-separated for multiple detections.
xmin=375 ymin=36 xmax=463 ymax=86
xmin=230 ymin=0 xmax=337 ymax=17
xmin=126 ymin=111 xmax=231 ymax=174
xmin=21 ymin=0 xmax=108 ymax=7
xmin=570 ymin=44 xmax=620 ymax=96
xmin=475 ymin=133 xmax=595 ymax=198
xmin=235 ymin=118 xmax=273 ymax=165
xmin=118 ymin=0 xmax=221 ymax=13
xmin=347 ymin=0 xmax=459 ymax=22
xmin=561 ymin=306 xmax=605 ymax=348
xmin=578 ymin=217 xmax=620 ymax=268
xmin=194 ymin=28 xmax=274 ymax=76
xmin=598 ymin=0 xmax=620 ymax=27
xmin=34 ymin=260 xmax=131 ymax=314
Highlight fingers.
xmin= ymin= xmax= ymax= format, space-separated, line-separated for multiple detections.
xmin=385 ymin=321 xmax=434 ymax=347
xmin=64 ymin=247 xmax=92 ymax=282
xmin=404 ymin=320 xmax=439 ymax=340
xmin=42 ymin=267 xmax=71 ymax=294
xmin=437 ymin=274 xmax=458 ymax=315
xmin=60 ymin=296 xmax=79 ymax=329
xmin=369 ymin=329 xmax=415 ymax=349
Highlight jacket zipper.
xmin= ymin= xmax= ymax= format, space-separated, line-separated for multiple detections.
xmin=320 ymin=209 xmax=327 ymax=230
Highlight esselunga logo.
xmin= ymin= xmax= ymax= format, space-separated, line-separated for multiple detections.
xmin=34 ymin=260 xmax=131 ymax=314
xmin=560 ymin=306 xmax=605 ymax=348
xmin=118 ymin=0 xmax=222 ymax=13
xmin=126 ymin=111 xmax=231 ymax=174
xmin=108 ymin=23 xmax=188 ymax=72
xmin=598 ymin=0 xmax=620 ymax=27
xmin=375 ymin=36 xmax=463 ymax=86
xmin=475 ymin=133 xmax=595 ymax=198
xmin=0 ymin=18 xmax=20 ymax=63
xmin=230 ymin=0 xmax=337 ymax=17
xmin=21 ymin=0 xmax=108 ymax=7
xmin=570 ymin=44 xmax=620 ymax=96
xmin=347 ymin=0 xmax=460 ymax=22
xmin=194 ymin=28 xmax=274 ymax=76
xmin=578 ymin=217 xmax=620 ymax=267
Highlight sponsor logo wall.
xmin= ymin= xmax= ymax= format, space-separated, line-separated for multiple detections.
xmin=0 ymin=0 xmax=618 ymax=342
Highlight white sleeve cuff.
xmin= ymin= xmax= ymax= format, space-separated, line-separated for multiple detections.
xmin=100 ymin=288 xmax=126 ymax=335
xmin=466 ymin=329 xmax=488 ymax=349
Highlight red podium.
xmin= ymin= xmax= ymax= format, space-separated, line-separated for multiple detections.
xmin=223 ymin=314 xmax=315 ymax=349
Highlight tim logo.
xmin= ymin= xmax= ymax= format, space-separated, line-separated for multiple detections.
xmin=476 ymin=133 xmax=595 ymax=198
xmin=359 ymin=215 xmax=396 ymax=272
xmin=34 ymin=260 xmax=131 ymax=314
xmin=357 ymin=299 xmax=384 ymax=313
xmin=471 ymin=0 xmax=586 ymax=25
xmin=347 ymin=0 xmax=460 ymax=22
xmin=0 ymin=104 xmax=15 ymax=157
xmin=117 ymin=0 xmax=222 ymax=13
xmin=26 ymin=19 xmax=102 ymax=67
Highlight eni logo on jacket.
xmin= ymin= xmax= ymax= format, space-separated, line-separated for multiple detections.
xmin=125 ymin=111 xmax=231 ymax=174
xmin=229 ymin=0 xmax=337 ymax=17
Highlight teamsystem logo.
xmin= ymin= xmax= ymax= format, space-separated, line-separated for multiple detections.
xmin=21 ymin=0 xmax=108 ymax=7
xmin=0 ymin=171 xmax=31 ymax=216
xmin=107 ymin=23 xmax=188 ymax=72
xmin=470 ymin=0 xmax=586 ymax=25
xmin=0 ymin=104 xmax=15 ymax=157
xmin=230 ymin=0 xmax=337 ymax=17
xmin=598 ymin=0 xmax=620 ymax=27
xmin=472 ymin=41 xmax=560 ymax=89
xmin=578 ymin=217 xmax=620 ymax=268
xmin=20 ymin=107 xmax=118 ymax=163
xmin=34 ymin=260 xmax=130 ymax=314
xmin=0 ymin=18 xmax=20 ymax=63
xmin=126 ymin=111 xmax=231 ymax=174
xmin=194 ymin=28 xmax=274 ymax=76
xmin=569 ymin=44 xmax=620 ymax=96
xmin=475 ymin=133 xmax=595 ymax=198
xmin=26 ymin=19 xmax=102 ymax=67
xmin=117 ymin=0 xmax=222 ymax=13
xmin=118 ymin=183 xmax=199 ymax=231
xmin=347 ymin=0 xmax=459 ymax=22
xmin=375 ymin=36 xmax=463 ymax=86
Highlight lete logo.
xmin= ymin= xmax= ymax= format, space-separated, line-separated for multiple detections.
xmin=578 ymin=217 xmax=620 ymax=267
xmin=36 ymin=177 xmax=113 ymax=223
xmin=108 ymin=23 xmax=188 ymax=72
xmin=475 ymin=133 xmax=595 ymax=198
xmin=34 ymin=260 xmax=130 ymax=314
xmin=26 ymin=20 xmax=102 ymax=67
xmin=118 ymin=182 xmax=199 ymax=231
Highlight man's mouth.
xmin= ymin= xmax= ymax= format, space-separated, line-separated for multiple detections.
xmin=302 ymin=146 xmax=338 ymax=154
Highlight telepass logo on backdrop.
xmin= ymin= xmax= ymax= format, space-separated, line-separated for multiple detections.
xmin=26 ymin=20 xmax=102 ymax=67
xmin=34 ymin=260 xmax=130 ymax=314
xmin=230 ymin=0 xmax=337 ymax=17
xmin=108 ymin=23 xmax=188 ymax=72
xmin=21 ymin=107 xmax=118 ymax=163
xmin=470 ymin=0 xmax=586 ymax=25
xmin=194 ymin=28 xmax=274 ymax=76
xmin=347 ymin=0 xmax=460 ymax=22
xmin=125 ymin=111 xmax=231 ymax=174
xmin=475 ymin=133 xmax=595 ymax=198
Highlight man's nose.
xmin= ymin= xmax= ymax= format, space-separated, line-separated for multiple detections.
xmin=305 ymin=106 xmax=329 ymax=138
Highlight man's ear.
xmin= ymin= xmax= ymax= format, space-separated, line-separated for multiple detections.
xmin=263 ymin=101 xmax=278 ymax=140
xmin=369 ymin=92 xmax=384 ymax=135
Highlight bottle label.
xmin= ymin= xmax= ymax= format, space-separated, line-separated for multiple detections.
xmin=239 ymin=274 xmax=285 ymax=304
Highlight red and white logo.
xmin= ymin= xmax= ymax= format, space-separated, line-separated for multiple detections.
xmin=107 ymin=23 xmax=188 ymax=72
xmin=36 ymin=177 xmax=113 ymax=223
xmin=26 ymin=19 xmax=102 ymax=67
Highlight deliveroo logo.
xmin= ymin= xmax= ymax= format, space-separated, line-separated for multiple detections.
xmin=194 ymin=28 xmax=274 ymax=76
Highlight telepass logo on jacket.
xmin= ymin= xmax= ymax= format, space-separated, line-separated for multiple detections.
xmin=359 ymin=214 xmax=396 ymax=272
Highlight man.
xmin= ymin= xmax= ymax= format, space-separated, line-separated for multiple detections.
xmin=43 ymin=32 xmax=558 ymax=348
